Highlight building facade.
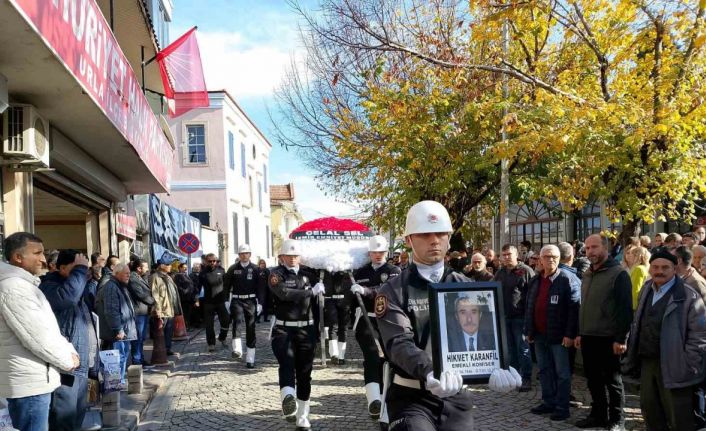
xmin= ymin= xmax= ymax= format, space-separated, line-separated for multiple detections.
xmin=163 ymin=91 xmax=272 ymax=266
xmin=270 ymin=183 xmax=305 ymax=256
xmin=0 ymin=0 xmax=175 ymax=261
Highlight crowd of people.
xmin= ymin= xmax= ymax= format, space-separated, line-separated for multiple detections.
xmin=0 ymin=231 xmax=275 ymax=431
xmin=1 ymin=220 xmax=705 ymax=431
xmin=432 ymin=226 xmax=706 ymax=431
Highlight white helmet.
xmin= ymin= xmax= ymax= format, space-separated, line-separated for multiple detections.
xmin=403 ymin=200 xmax=453 ymax=237
xmin=238 ymin=244 xmax=251 ymax=254
xmin=279 ymin=239 xmax=302 ymax=256
xmin=368 ymin=235 xmax=388 ymax=252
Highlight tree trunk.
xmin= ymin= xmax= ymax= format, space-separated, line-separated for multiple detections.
xmin=450 ymin=231 xmax=466 ymax=252
xmin=618 ymin=219 xmax=641 ymax=247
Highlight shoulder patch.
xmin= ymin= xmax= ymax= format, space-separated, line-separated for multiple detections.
xmin=375 ymin=294 xmax=388 ymax=318
xmin=269 ymin=273 xmax=280 ymax=286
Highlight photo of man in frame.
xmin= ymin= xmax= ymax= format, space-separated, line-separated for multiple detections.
xmin=446 ymin=292 xmax=497 ymax=352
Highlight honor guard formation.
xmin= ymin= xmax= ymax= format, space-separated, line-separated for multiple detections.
xmin=4 ymin=199 xmax=706 ymax=431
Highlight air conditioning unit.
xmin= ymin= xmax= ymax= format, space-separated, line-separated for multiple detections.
xmin=1 ymin=103 xmax=50 ymax=168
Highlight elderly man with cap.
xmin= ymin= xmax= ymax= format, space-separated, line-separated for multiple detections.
xmin=150 ymin=255 xmax=182 ymax=356
xmin=375 ymin=201 xmax=521 ymax=431
xmin=351 ymin=235 xmax=401 ymax=419
xmin=269 ymin=239 xmax=324 ymax=430
xmin=225 ymin=244 xmax=264 ymax=367
xmin=622 ymin=250 xmax=706 ymax=431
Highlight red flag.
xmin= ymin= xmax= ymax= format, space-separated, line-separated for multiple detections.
xmin=156 ymin=27 xmax=209 ymax=118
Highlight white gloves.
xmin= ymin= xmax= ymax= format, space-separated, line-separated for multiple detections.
xmin=426 ymin=371 xmax=463 ymax=398
xmin=350 ymin=284 xmax=365 ymax=296
xmin=256 ymin=303 xmax=263 ymax=315
xmin=488 ymin=366 xmax=522 ymax=393
xmin=311 ymin=282 xmax=325 ymax=296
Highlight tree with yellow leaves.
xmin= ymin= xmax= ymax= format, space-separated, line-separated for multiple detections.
xmin=276 ymin=0 xmax=706 ymax=242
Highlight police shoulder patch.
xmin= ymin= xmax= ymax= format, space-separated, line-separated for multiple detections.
xmin=375 ymin=294 xmax=388 ymax=318
xmin=269 ymin=273 xmax=280 ymax=286
xmin=380 ymin=273 xmax=389 ymax=282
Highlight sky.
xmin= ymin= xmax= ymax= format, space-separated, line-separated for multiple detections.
xmin=170 ymin=0 xmax=359 ymax=221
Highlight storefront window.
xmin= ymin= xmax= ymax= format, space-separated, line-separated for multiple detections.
xmin=509 ymin=201 xmax=564 ymax=248
xmin=575 ymin=201 xmax=602 ymax=241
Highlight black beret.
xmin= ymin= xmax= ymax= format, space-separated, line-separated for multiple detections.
xmin=649 ymin=250 xmax=678 ymax=266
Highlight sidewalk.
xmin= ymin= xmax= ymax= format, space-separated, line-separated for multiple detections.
xmin=96 ymin=329 xmax=201 ymax=431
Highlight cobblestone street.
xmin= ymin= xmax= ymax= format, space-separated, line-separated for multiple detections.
xmin=138 ymin=322 xmax=645 ymax=431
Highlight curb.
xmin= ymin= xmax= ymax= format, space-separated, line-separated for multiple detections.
xmin=101 ymin=328 xmax=203 ymax=431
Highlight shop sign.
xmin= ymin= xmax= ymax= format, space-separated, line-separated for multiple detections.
xmin=115 ymin=213 xmax=136 ymax=240
xmin=9 ymin=0 xmax=172 ymax=190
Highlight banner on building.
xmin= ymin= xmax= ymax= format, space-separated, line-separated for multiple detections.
xmin=149 ymin=195 xmax=201 ymax=264
xmin=8 ymin=0 xmax=173 ymax=190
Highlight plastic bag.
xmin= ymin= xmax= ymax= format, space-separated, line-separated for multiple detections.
xmin=0 ymin=398 xmax=16 ymax=431
xmin=99 ymin=350 xmax=122 ymax=393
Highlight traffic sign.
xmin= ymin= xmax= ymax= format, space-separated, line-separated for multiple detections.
xmin=178 ymin=233 xmax=200 ymax=254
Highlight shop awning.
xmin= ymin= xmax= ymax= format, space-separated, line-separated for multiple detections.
xmin=0 ymin=0 xmax=174 ymax=194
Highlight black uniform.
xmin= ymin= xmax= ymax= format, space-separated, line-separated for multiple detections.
xmin=323 ymin=271 xmax=352 ymax=344
xmin=269 ymin=265 xmax=320 ymax=401
xmin=198 ymin=266 xmax=230 ymax=346
xmin=258 ymin=266 xmax=273 ymax=321
xmin=225 ymin=261 xmax=264 ymax=348
xmin=353 ymin=262 xmax=401 ymax=386
xmin=376 ymin=264 xmax=474 ymax=431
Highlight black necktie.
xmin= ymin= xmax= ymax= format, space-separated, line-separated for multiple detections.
xmin=468 ymin=336 xmax=475 ymax=351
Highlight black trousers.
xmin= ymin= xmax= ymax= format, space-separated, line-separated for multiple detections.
xmin=581 ymin=335 xmax=625 ymax=423
xmin=203 ymin=301 xmax=229 ymax=346
xmin=230 ymin=298 xmax=257 ymax=348
xmin=271 ymin=325 xmax=316 ymax=401
xmin=386 ymin=384 xmax=474 ymax=431
xmin=640 ymin=357 xmax=696 ymax=431
xmin=355 ymin=315 xmax=383 ymax=385
xmin=324 ymin=298 xmax=349 ymax=342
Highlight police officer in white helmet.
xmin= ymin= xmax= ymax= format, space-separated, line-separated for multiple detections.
xmin=375 ymin=201 xmax=522 ymax=430
xmin=224 ymin=244 xmax=264 ymax=368
xmin=351 ymin=235 xmax=402 ymax=420
xmin=269 ymin=239 xmax=325 ymax=430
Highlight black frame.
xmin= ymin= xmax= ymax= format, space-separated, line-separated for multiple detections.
xmin=428 ymin=281 xmax=509 ymax=384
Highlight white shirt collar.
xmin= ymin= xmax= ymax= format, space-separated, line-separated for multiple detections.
xmin=240 ymin=261 xmax=250 ymax=268
xmin=372 ymin=262 xmax=385 ymax=270
xmin=286 ymin=265 xmax=299 ymax=274
xmin=414 ymin=260 xmax=445 ymax=282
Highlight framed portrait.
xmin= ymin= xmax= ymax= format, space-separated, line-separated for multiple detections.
xmin=428 ymin=281 xmax=508 ymax=384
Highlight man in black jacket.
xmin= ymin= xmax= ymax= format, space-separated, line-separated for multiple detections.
xmin=269 ymin=239 xmax=324 ymax=430
xmin=524 ymin=245 xmax=580 ymax=422
xmin=127 ymin=259 xmax=155 ymax=366
xmin=199 ymin=253 xmax=230 ymax=352
xmin=174 ymin=263 xmax=197 ymax=330
xmin=493 ymin=244 xmax=535 ymax=391
xmin=225 ymin=244 xmax=264 ymax=367
xmin=351 ymin=235 xmax=401 ymax=419
xmin=575 ymin=234 xmax=632 ymax=431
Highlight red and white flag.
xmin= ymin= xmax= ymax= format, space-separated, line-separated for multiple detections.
xmin=156 ymin=26 xmax=209 ymax=118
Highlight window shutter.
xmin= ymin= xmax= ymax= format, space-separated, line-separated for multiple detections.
xmin=240 ymin=143 xmax=246 ymax=177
